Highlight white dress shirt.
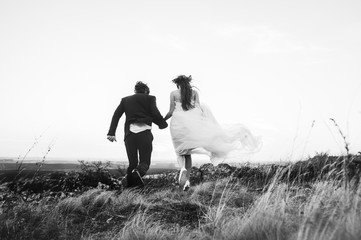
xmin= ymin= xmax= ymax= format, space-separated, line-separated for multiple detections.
xmin=129 ymin=123 xmax=152 ymax=133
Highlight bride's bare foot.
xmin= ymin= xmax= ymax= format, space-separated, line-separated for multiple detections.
xmin=183 ymin=180 xmax=190 ymax=191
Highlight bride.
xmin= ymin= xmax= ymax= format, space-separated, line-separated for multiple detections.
xmin=164 ymin=75 xmax=261 ymax=190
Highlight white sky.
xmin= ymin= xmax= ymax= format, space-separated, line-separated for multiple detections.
xmin=1 ymin=0 xmax=360 ymax=163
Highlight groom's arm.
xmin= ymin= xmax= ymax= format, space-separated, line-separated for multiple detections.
xmin=107 ymin=98 xmax=125 ymax=136
xmin=149 ymin=96 xmax=168 ymax=129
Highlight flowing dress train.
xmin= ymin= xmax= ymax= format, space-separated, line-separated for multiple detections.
xmin=170 ymin=102 xmax=261 ymax=165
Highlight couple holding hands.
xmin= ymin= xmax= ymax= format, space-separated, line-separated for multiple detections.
xmin=107 ymin=75 xmax=261 ymax=190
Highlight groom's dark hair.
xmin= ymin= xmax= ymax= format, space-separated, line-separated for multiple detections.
xmin=134 ymin=81 xmax=150 ymax=94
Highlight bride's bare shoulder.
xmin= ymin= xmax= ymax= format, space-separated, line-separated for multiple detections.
xmin=171 ymin=90 xmax=180 ymax=96
xmin=170 ymin=90 xmax=181 ymax=101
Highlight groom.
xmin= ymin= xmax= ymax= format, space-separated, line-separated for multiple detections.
xmin=107 ymin=81 xmax=168 ymax=188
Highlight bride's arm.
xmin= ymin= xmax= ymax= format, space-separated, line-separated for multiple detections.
xmin=194 ymin=90 xmax=200 ymax=107
xmin=164 ymin=92 xmax=175 ymax=121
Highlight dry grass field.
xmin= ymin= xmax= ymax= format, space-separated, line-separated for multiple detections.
xmin=1 ymin=154 xmax=361 ymax=240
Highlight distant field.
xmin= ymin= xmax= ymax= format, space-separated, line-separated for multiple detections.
xmin=0 ymin=162 xmax=82 ymax=171
xmin=0 ymin=161 xmax=177 ymax=182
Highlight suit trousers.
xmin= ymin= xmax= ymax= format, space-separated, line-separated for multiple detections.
xmin=124 ymin=130 xmax=153 ymax=176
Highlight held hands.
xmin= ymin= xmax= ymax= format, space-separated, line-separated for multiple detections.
xmin=107 ymin=135 xmax=117 ymax=142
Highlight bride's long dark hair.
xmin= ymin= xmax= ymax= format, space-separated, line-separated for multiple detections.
xmin=172 ymin=75 xmax=194 ymax=111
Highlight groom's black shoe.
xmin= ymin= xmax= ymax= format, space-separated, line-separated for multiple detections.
xmin=130 ymin=169 xmax=145 ymax=188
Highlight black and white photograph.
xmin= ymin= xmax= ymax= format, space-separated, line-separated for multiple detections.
xmin=1 ymin=0 xmax=361 ymax=239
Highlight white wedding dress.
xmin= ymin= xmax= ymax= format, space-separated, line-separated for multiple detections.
xmin=170 ymin=101 xmax=261 ymax=165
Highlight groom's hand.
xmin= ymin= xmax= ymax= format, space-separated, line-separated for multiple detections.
xmin=107 ymin=135 xmax=117 ymax=142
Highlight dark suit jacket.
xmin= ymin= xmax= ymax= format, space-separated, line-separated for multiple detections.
xmin=107 ymin=93 xmax=168 ymax=140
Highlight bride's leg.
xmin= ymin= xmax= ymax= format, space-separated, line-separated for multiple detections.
xmin=178 ymin=155 xmax=187 ymax=187
xmin=177 ymin=155 xmax=185 ymax=169
xmin=184 ymin=155 xmax=192 ymax=180
xmin=183 ymin=155 xmax=192 ymax=190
